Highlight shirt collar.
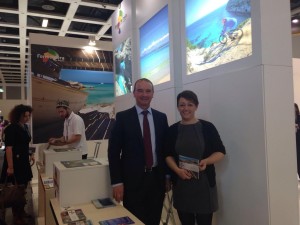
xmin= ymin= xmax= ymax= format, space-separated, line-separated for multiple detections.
xmin=135 ymin=105 xmax=152 ymax=115
xmin=66 ymin=111 xmax=75 ymax=122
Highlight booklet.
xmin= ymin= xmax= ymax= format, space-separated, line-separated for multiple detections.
xmin=61 ymin=159 xmax=102 ymax=168
xmin=178 ymin=155 xmax=200 ymax=179
xmin=98 ymin=216 xmax=134 ymax=225
xmin=91 ymin=198 xmax=116 ymax=209
xmin=42 ymin=177 xmax=54 ymax=188
xmin=61 ymin=209 xmax=86 ymax=224
xmin=53 ymin=147 xmax=77 ymax=152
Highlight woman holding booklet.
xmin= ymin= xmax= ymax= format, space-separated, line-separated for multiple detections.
xmin=164 ymin=90 xmax=226 ymax=225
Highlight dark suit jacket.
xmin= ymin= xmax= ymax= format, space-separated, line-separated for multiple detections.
xmin=108 ymin=106 xmax=168 ymax=191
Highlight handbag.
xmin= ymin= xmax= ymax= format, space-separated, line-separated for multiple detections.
xmin=0 ymin=176 xmax=26 ymax=209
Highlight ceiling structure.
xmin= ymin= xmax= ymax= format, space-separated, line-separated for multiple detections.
xmin=0 ymin=0 xmax=122 ymax=90
xmin=0 ymin=0 xmax=299 ymax=89
xmin=291 ymin=0 xmax=300 ymax=34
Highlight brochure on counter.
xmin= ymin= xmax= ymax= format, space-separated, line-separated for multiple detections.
xmin=61 ymin=159 xmax=102 ymax=168
xmin=98 ymin=216 xmax=134 ymax=225
xmin=61 ymin=208 xmax=86 ymax=224
xmin=91 ymin=198 xmax=116 ymax=209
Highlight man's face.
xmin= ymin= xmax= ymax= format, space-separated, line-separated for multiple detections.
xmin=57 ymin=107 xmax=69 ymax=119
xmin=133 ymin=80 xmax=154 ymax=110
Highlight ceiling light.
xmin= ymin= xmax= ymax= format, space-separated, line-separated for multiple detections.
xmin=88 ymin=36 xmax=96 ymax=46
xmin=42 ymin=1 xmax=55 ymax=11
xmin=292 ymin=18 xmax=299 ymax=24
xmin=42 ymin=19 xmax=48 ymax=27
xmin=84 ymin=46 xmax=96 ymax=53
xmin=89 ymin=40 xmax=96 ymax=46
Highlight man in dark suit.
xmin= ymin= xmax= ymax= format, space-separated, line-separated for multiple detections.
xmin=108 ymin=78 xmax=169 ymax=225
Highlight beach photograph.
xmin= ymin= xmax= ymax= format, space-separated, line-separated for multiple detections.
xmin=185 ymin=0 xmax=252 ymax=75
xmin=114 ymin=37 xmax=132 ymax=96
xmin=31 ymin=44 xmax=115 ymax=143
xmin=139 ymin=5 xmax=170 ymax=85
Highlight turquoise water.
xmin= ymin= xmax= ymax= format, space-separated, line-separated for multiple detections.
xmin=82 ymin=82 xmax=115 ymax=105
xmin=140 ymin=43 xmax=170 ymax=84
xmin=186 ymin=5 xmax=250 ymax=48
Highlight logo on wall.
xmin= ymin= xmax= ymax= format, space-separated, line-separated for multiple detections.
xmin=115 ymin=4 xmax=127 ymax=34
xmin=36 ymin=49 xmax=64 ymax=62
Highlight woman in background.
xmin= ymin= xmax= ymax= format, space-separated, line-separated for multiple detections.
xmin=0 ymin=104 xmax=34 ymax=225
xmin=164 ymin=90 xmax=226 ymax=225
xmin=295 ymin=103 xmax=300 ymax=180
xmin=0 ymin=120 xmax=9 ymax=148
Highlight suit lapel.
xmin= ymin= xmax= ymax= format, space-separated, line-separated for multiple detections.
xmin=129 ymin=107 xmax=144 ymax=142
xmin=152 ymin=109 xmax=159 ymax=150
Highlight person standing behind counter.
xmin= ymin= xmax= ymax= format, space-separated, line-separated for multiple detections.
xmin=48 ymin=100 xmax=88 ymax=159
xmin=108 ymin=78 xmax=169 ymax=225
xmin=164 ymin=90 xmax=226 ymax=225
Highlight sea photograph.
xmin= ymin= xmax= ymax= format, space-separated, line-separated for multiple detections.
xmin=114 ymin=37 xmax=132 ymax=96
xmin=186 ymin=0 xmax=252 ymax=75
xmin=140 ymin=5 xmax=170 ymax=85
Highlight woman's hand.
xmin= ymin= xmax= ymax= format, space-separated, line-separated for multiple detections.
xmin=199 ymin=159 xmax=207 ymax=171
xmin=176 ymin=168 xmax=192 ymax=180
xmin=30 ymin=154 xmax=35 ymax=166
xmin=7 ymin=167 xmax=14 ymax=176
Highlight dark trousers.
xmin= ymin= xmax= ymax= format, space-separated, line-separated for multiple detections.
xmin=177 ymin=211 xmax=213 ymax=225
xmin=296 ymin=132 xmax=300 ymax=177
xmin=123 ymin=169 xmax=165 ymax=225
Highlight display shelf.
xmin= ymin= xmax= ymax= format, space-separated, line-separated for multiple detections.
xmin=43 ymin=147 xmax=82 ymax=176
xmin=53 ymin=158 xmax=112 ymax=207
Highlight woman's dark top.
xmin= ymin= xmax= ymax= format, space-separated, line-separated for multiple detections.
xmin=164 ymin=119 xmax=226 ymax=213
xmin=0 ymin=123 xmax=33 ymax=185
xmin=295 ymin=115 xmax=300 ymax=176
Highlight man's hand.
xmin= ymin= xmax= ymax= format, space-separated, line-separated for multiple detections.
xmin=113 ymin=184 xmax=124 ymax=203
xmin=30 ymin=154 xmax=35 ymax=166
xmin=48 ymin=138 xmax=57 ymax=144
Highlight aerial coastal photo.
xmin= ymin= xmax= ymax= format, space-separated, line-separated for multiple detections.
xmin=185 ymin=0 xmax=252 ymax=74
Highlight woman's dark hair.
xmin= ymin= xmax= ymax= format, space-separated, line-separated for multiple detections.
xmin=177 ymin=90 xmax=199 ymax=106
xmin=295 ymin=103 xmax=299 ymax=116
xmin=8 ymin=104 xmax=33 ymax=124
